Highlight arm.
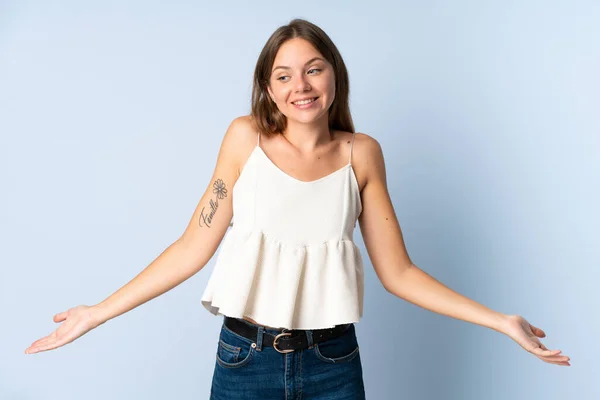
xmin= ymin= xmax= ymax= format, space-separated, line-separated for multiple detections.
xmin=25 ymin=116 xmax=253 ymax=354
xmin=356 ymin=134 xmax=569 ymax=365
xmin=91 ymin=117 xmax=249 ymax=324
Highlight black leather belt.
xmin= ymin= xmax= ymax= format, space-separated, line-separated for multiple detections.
xmin=224 ymin=316 xmax=351 ymax=354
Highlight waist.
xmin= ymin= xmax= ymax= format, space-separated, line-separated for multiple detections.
xmin=243 ymin=315 xmax=281 ymax=329
xmin=224 ymin=316 xmax=352 ymax=353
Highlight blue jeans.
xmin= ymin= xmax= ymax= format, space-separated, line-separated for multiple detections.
xmin=210 ymin=317 xmax=366 ymax=399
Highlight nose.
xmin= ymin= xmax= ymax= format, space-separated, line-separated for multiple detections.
xmin=294 ymin=74 xmax=311 ymax=93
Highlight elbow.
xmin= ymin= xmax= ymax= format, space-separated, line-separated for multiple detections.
xmin=382 ymin=263 xmax=415 ymax=293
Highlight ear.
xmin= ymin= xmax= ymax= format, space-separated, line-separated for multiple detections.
xmin=266 ymin=86 xmax=275 ymax=102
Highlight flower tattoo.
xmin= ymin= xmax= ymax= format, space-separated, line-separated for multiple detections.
xmin=213 ymin=179 xmax=228 ymax=200
xmin=199 ymin=178 xmax=228 ymax=228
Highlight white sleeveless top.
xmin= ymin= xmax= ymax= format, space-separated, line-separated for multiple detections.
xmin=200 ymin=131 xmax=364 ymax=329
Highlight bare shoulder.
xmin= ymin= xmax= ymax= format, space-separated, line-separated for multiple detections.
xmin=352 ymin=132 xmax=382 ymax=157
xmin=222 ymin=115 xmax=258 ymax=152
xmin=220 ymin=115 xmax=259 ymax=175
xmin=350 ymin=132 xmax=385 ymax=191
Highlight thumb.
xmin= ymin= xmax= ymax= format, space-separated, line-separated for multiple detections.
xmin=53 ymin=311 xmax=68 ymax=323
xmin=529 ymin=323 xmax=546 ymax=338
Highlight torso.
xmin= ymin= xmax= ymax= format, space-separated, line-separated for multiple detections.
xmin=232 ymin=117 xmax=367 ymax=331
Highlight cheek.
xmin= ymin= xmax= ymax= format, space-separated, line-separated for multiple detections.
xmin=271 ymin=87 xmax=288 ymax=103
xmin=321 ymin=78 xmax=336 ymax=101
xmin=321 ymin=73 xmax=336 ymax=96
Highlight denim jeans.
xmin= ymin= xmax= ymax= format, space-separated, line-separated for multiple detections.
xmin=209 ymin=317 xmax=366 ymax=399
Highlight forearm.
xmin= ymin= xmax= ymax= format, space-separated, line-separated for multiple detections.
xmin=385 ymin=264 xmax=509 ymax=333
xmin=92 ymin=238 xmax=209 ymax=325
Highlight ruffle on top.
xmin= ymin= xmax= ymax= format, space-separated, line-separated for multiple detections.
xmin=201 ymin=227 xmax=364 ymax=330
xmin=201 ymin=132 xmax=363 ymax=330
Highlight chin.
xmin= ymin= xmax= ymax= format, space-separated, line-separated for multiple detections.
xmin=286 ymin=110 xmax=327 ymax=124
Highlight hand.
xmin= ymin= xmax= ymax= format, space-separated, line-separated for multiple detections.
xmin=501 ymin=314 xmax=570 ymax=366
xmin=25 ymin=305 xmax=103 ymax=355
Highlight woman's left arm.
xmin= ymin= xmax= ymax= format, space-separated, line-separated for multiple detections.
xmin=355 ymin=134 xmax=570 ymax=367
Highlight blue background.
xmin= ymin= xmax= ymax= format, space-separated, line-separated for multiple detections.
xmin=1 ymin=1 xmax=597 ymax=399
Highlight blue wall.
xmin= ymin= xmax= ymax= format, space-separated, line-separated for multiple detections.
xmin=1 ymin=1 xmax=597 ymax=399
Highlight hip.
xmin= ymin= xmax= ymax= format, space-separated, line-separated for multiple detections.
xmin=210 ymin=316 xmax=366 ymax=399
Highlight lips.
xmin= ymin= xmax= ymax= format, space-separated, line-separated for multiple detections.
xmin=291 ymin=97 xmax=318 ymax=105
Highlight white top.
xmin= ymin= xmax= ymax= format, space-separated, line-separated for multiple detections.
xmin=200 ymin=131 xmax=364 ymax=329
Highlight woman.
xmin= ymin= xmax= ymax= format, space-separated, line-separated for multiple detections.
xmin=25 ymin=18 xmax=570 ymax=399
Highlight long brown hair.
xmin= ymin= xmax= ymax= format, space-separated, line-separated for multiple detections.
xmin=250 ymin=19 xmax=354 ymax=137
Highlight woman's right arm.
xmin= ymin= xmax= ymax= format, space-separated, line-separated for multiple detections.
xmin=25 ymin=116 xmax=252 ymax=354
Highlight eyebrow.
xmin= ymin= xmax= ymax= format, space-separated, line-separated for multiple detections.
xmin=272 ymin=57 xmax=325 ymax=73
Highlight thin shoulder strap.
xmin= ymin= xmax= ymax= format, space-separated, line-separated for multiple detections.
xmin=348 ymin=132 xmax=356 ymax=165
xmin=257 ymin=131 xmax=261 ymax=147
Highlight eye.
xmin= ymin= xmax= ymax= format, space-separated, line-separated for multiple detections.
xmin=276 ymin=69 xmax=321 ymax=82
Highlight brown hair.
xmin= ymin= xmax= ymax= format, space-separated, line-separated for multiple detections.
xmin=250 ymin=18 xmax=355 ymax=137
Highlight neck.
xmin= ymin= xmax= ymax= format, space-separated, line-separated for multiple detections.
xmin=282 ymin=113 xmax=332 ymax=152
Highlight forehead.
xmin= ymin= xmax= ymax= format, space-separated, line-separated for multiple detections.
xmin=273 ymin=38 xmax=325 ymax=65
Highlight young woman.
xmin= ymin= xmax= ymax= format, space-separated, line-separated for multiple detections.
xmin=25 ymin=18 xmax=570 ymax=399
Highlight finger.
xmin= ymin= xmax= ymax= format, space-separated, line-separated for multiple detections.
xmin=541 ymin=359 xmax=571 ymax=366
xmin=26 ymin=337 xmax=56 ymax=353
xmin=25 ymin=339 xmax=56 ymax=354
xmin=531 ymin=347 xmax=562 ymax=357
xmin=28 ymin=323 xmax=83 ymax=354
xmin=539 ymin=343 xmax=552 ymax=353
xmin=28 ymin=337 xmax=48 ymax=347
xmin=27 ymin=328 xmax=63 ymax=351
xmin=535 ymin=354 xmax=570 ymax=363
xmin=28 ymin=334 xmax=54 ymax=348
xmin=31 ymin=335 xmax=57 ymax=349
xmin=27 ymin=333 xmax=71 ymax=354
xmin=539 ymin=343 xmax=563 ymax=355
xmin=529 ymin=324 xmax=546 ymax=338
xmin=31 ymin=328 xmax=60 ymax=345
xmin=26 ymin=341 xmax=60 ymax=354
xmin=32 ymin=339 xmax=65 ymax=353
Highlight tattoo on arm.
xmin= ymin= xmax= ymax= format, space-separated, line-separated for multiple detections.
xmin=199 ymin=178 xmax=228 ymax=228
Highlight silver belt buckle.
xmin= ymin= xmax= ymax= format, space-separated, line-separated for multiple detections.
xmin=273 ymin=329 xmax=294 ymax=354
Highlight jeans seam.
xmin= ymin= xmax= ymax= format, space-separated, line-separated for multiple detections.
xmin=314 ymin=344 xmax=360 ymax=364
xmin=218 ymin=339 xmax=241 ymax=355
xmin=298 ymin=349 xmax=303 ymax=399
xmin=215 ymin=346 xmax=255 ymax=369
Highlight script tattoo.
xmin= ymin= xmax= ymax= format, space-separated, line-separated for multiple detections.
xmin=199 ymin=178 xmax=228 ymax=228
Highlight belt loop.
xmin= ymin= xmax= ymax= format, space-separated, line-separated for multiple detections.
xmin=305 ymin=329 xmax=314 ymax=349
xmin=256 ymin=326 xmax=264 ymax=351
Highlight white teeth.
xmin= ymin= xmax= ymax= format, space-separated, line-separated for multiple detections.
xmin=293 ymin=97 xmax=316 ymax=105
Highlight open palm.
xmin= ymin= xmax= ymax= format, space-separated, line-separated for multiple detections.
xmin=25 ymin=305 xmax=101 ymax=354
xmin=503 ymin=314 xmax=570 ymax=366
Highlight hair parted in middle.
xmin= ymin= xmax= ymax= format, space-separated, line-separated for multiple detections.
xmin=250 ymin=18 xmax=354 ymax=137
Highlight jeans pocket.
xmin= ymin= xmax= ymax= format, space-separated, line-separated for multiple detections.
xmin=215 ymin=325 xmax=256 ymax=369
xmin=313 ymin=324 xmax=360 ymax=364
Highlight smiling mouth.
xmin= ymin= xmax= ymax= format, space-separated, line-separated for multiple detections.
xmin=292 ymin=97 xmax=318 ymax=105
